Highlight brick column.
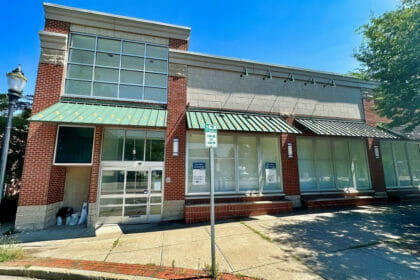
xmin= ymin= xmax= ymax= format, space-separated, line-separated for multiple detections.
xmin=163 ymin=76 xmax=187 ymax=220
xmin=87 ymin=126 xmax=103 ymax=227
xmin=281 ymin=133 xmax=301 ymax=207
xmin=366 ymin=138 xmax=387 ymax=195
xmin=15 ymin=19 xmax=70 ymax=230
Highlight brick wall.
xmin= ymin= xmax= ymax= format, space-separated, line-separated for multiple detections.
xmin=88 ymin=126 xmax=103 ymax=203
xmin=363 ymin=98 xmax=390 ymax=126
xmin=44 ymin=19 xmax=71 ymax=34
xmin=18 ymin=20 xmax=70 ymax=208
xmin=366 ymin=138 xmax=386 ymax=193
xmin=169 ymin=38 xmax=189 ymax=51
xmin=164 ymin=77 xmax=187 ymax=201
xmin=281 ymin=118 xmax=300 ymax=196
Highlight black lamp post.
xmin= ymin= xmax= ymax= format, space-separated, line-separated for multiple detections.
xmin=0 ymin=65 xmax=27 ymax=202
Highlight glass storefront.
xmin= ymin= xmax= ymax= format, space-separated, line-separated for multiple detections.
xmin=297 ymin=137 xmax=371 ymax=192
xmin=381 ymin=141 xmax=420 ymax=188
xmin=186 ymin=132 xmax=282 ymax=194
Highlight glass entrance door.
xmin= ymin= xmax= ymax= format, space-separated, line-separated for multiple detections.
xmin=98 ymin=166 xmax=163 ymax=224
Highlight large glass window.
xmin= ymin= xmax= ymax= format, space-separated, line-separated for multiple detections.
xmin=297 ymin=137 xmax=371 ymax=191
xmin=187 ymin=132 xmax=283 ymax=194
xmin=54 ymin=126 xmax=94 ymax=164
xmin=102 ymin=129 xmax=165 ymax=161
xmin=65 ymin=33 xmax=168 ymax=103
xmin=381 ymin=141 xmax=420 ymax=188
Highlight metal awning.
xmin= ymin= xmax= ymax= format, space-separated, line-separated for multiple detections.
xmin=295 ymin=118 xmax=398 ymax=139
xmin=30 ymin=102 xmax=167 ymax=127
xmin=186 ymin=110 xmax=300 ymax=133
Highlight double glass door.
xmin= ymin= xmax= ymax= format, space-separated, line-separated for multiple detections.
xmin=98 ymin=166 xmax=163 ymax=224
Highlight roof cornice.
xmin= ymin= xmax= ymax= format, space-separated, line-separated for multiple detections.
xmin=170 ymin=50 xmax=379 ymax=90
xmin=43 ymin=2 xmax=191 ymax=40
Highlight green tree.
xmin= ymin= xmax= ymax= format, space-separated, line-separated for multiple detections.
xmin=354 ymin=0 xmax=420 ymax=132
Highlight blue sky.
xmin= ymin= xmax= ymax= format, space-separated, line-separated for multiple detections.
xmin=0 ymin=0 xmax=399 ymax=97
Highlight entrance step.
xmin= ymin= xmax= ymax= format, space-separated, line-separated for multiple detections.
xmin=185 ymin=200 xmax=293 ymax=224
xmin=301 ymin=195 xmax=387 ymax=210
xmin=388 ymin=190 xmax=420 ymax=203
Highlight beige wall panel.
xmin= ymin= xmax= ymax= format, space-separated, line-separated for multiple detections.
xmin=187 ymin=67 xmax=364 ymax=120
xmin=63 ymin=167 xmax=91 ymax=212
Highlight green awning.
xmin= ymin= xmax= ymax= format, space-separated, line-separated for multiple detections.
xmin=30 ymin=102 xmax=167 ymax=127
xmin=186 ymin=110 xmax=300 ymax=134
xmin=296 ymin=118 xmax=398 ymax=139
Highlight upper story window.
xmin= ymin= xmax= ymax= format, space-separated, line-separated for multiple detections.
xmin=64 ymin=33 xmax=168 ymax=103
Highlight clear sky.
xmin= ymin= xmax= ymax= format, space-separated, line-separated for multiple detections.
xmin=0 ymin=0 xmax=399 ymax=97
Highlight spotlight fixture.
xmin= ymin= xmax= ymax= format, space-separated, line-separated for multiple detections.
xmin=323 ymin=79 xmax=336 ymax=87
xmin=284 ymin=73 xmax=295 ymax=83
xmin=240 ymin=67 xmax=248 ymax=77
xmin=263 ymin=71 xmax=272 ymax=80
xmin=304 ymin=77 xmax=316 ymax=86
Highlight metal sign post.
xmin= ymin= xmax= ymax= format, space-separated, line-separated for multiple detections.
xmin=204 ymin=124 xmax=217 ymax=276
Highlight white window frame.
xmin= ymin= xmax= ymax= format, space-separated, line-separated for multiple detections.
xmin=297 ymin=136 xmax=372 ymax=193
xmin=53 ymin=124 xmax=96 ymax=166
xmin=380 ymin=140 xmax=420 ymax=189
xmin=185 ymin=131 xmax=284 ymax=196
xmin=64 ymin=32 xmax=169 ymax=104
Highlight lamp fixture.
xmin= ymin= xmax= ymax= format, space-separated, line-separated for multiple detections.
xmin=374 ymin=145 xmax=380 ymax=159
xmin=172 ymin=138 xmax=180 ymax=157
xmin=284 ymin=73 xmax=295 ymax=83
xmin=323 ymin=79 xmax=336 ymax=88
xmin=304 ymin=77 xmax=316 ymax=86
xmin=287 ymin=142 xmax=293 ymax=158
xmin=240 ymin=67 xmax=248 ymax=77
xmin=263 ymin=71 xmax=272 ymax=80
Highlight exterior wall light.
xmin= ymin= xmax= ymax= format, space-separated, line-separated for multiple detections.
xmin=240 ymin=67 xmax=248 ymax=77
xmin=263 ymin=71 xmax=272 ymax=80
xmin=172 ymin=138 xmax=180 ymax=157
xmin=287 ymin=142 xmax=293 ymax=158
xmin=323 ymin=79 xmax=336 ymax=88
xmin=284 ymin=73 xmax=295 ymax=83
xmin=374 ymin=145 xmax=380 ymax=159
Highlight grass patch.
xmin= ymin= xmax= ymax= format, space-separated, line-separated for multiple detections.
xmin=291 ymin=255 xmax=302 ymax=262
xmin=0 ymin=236 xmax=23 ymax=262
xmin=203 ymin=263 xmax=220 ymax=278
xmin=112 ymin=239 xmax=119 ymax=248
xmin=240 ymin=221 xmax=272 ymax=243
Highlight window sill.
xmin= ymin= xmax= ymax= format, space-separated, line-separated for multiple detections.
xmin=185 ymin=192 xmax=285 ymax=199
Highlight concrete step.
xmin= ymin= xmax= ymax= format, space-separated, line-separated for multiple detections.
xmin=301 ymin=195 xmax=387 ymax=210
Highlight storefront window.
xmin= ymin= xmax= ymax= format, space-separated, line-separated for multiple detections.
xmin=102 ymin=128 xmax=165 ymax=161
xmin=186 ymin=132 xmax=283 ymax=194
xmin=381 ymin=141 xmax=420 ymax=188
xmin=65 ymin=33 xmax=168 ymax=103
xmin=297 ymin=137 xmax=371 ymax=191
xmin=260 ymin=137 xmax=282 ymax=191
xmin=54 ymin=126 xmax=94 ymax=164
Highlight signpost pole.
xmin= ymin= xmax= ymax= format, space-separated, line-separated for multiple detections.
xmin=204 ymin=123 xmax=217 ymax=277
xmin=209 ymin=147 xmax=216 ymax=277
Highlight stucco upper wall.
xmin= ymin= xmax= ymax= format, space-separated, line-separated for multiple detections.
xmin=187 ymin=66 xmax=365 ymax=120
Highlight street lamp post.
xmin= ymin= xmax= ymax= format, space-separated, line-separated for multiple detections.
xmin=0 ymin=65 xmax=27 ymax=203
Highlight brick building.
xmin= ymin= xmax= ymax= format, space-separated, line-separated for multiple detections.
xmin=15 ymin=3 xmax=420 ymax=230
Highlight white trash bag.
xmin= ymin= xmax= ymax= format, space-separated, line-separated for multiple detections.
xmin=78 ymin=202 xmax=88 ymax=225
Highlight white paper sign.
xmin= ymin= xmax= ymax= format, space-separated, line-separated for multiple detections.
xmin=265 ymin=162 xmax=277 ymax=184
xmin=192 ymin=162 xmax=206 ymax=185
xmin=153 ymin=181 xmax=161 ymax=191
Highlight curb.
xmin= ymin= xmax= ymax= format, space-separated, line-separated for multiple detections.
xmin=0 ymin=265 xmax=155 ymax=280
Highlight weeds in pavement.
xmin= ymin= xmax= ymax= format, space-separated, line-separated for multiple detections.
xmin=0 ymin=236 xmax=23 ymax=262
xmin=203 ymin=263 xmax=220 ymax=278
xmin=112 ymin=239 xmax=119 ymax=248
xmin=171 ymin=259 xmax=175 ymax=269
xmin=240 ymin=221 xmax=272 ymax=243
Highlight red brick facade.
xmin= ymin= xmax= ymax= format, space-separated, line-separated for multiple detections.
xmin=18 ymin=22 xmax=70 ymax=207
xmin=363 ymin=98 xmax=390 ymax=127
xmin=88 ymin=126 xmax=103 ymax=203
xmin=169 ymin=38 xmax=189 ymax=51
xmin=366 ymin=137 xmax=387 ymax=193
xmin=164 ymin=77 xmax=187 ymax=201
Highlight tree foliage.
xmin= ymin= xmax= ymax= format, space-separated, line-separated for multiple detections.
xmin=354 ymin=0 xmax=420 ymax=131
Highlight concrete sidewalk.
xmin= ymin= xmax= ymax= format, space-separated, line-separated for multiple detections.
xmin=5 ymin=202 xmax=420 ymax=280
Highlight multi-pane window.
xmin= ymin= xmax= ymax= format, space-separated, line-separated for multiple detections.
xmin=54 ymin=126 xmax=94 ymax=164
xmin=102 ymin=129 xmax=165 ymax=161
xmin=297 ymin=137 xmax=371 ymax=191
xmin=65 ymin=33 xmax=168 ymax=103
xmin=187 ymin=132 xmax=282 ymax=194
xmin=381 ymin=141 xmax=420 ymax=188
